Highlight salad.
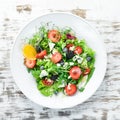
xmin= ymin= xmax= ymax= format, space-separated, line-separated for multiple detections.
xmin=22 ymin=23 xmax=95 ymax=97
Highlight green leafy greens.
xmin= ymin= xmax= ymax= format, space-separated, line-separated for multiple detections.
xmin=24 ymin=23 xmax=95 ymax=96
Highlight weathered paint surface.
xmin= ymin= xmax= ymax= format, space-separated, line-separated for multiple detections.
xmin=0 ymin=0 xmax=120 ymax=120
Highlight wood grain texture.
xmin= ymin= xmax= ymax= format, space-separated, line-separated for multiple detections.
xmin=0 ymin=0 xmax=120 ymax=119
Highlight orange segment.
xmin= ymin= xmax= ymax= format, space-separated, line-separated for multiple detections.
xmin=22 ymin=44 xmax=37 ymax=60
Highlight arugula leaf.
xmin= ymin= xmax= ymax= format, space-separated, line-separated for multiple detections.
xmin=31 ymin=69 xmax=40 ymax=79
xmin=78 ymin=67 xmax=95 ymax=92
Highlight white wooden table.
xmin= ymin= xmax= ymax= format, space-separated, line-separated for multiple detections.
xmin=0 ymin=0 xmax=120 ymax=119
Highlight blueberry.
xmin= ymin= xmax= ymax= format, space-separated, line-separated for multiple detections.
xmin=36 ymin=46 xmax=42 ymax=53
xmin=86 ymin=56 xmax=92 ymax=61
xmin=40 ymin=66 xmax=44 ymax=70
xmin=54 ymin=91 xmax=58 ymax=95
xmin=50 ymin=75 xmax=58 ymax=81
xmin=59 ymin=59 xmax=64 ymax=65
xmin=66 ymin=50 xmax=74 ymax=59
xmin=63 ymin=47 xmax=68 ymax=53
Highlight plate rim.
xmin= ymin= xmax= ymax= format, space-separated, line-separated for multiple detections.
xmin=10 ymin=12 xmax=107 ymax=109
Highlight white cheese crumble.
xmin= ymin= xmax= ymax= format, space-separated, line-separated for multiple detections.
xmin=68 ymin=76 xmax=71 ymax=79
xmin=76 ymin=55 xmax=80 ymax=58
xmin=44 ymin=56 xmax=49 ymax=59
xmin=73 ymin=55 xmax=83 ymax=63
xmin=48 ymin=42 xmax=55 ymax=51
xmin=39 ymin=70 xmax=48 ymax=78
xmin=69 ymin=62 xmax=74 ymax=66
xmin=77 ymin=57 xmax=83 ymax=64
xmin=52 ymin=48 xmax=58 ymax=54
xmin=57 ymin=63 xmax=61 ymax=67
xmin=77 ymin=75 xmax=88 ymax=89
xmin=63 ymin=62 xmax=68 ymax=68
xmin=69 ymin=46 xmax=75 ymax=51
xmin=73 ymin=56 xmax=77 ymax=61
xmin=65 ymin=62 xmax=68 ymax=66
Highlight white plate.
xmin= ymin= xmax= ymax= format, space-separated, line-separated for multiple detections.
xmin=10 ymin=12 xmax=107 ymax=109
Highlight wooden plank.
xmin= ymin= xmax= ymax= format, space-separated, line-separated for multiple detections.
xmin=0 ymin=1 xmax=120 ymax=119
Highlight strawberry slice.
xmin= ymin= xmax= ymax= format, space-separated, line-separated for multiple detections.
xmin=24 ymin=58 xmax=36 ymax=68
xmin=51 ymin=52 xmax=62 ymax=64
xmin=48 ymin=30 xmax=61 ymax=42
xmin=36 ymin=50 xmax=47 ymax=59
xmin=64 ymin=84 xmax=77 ymax=96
